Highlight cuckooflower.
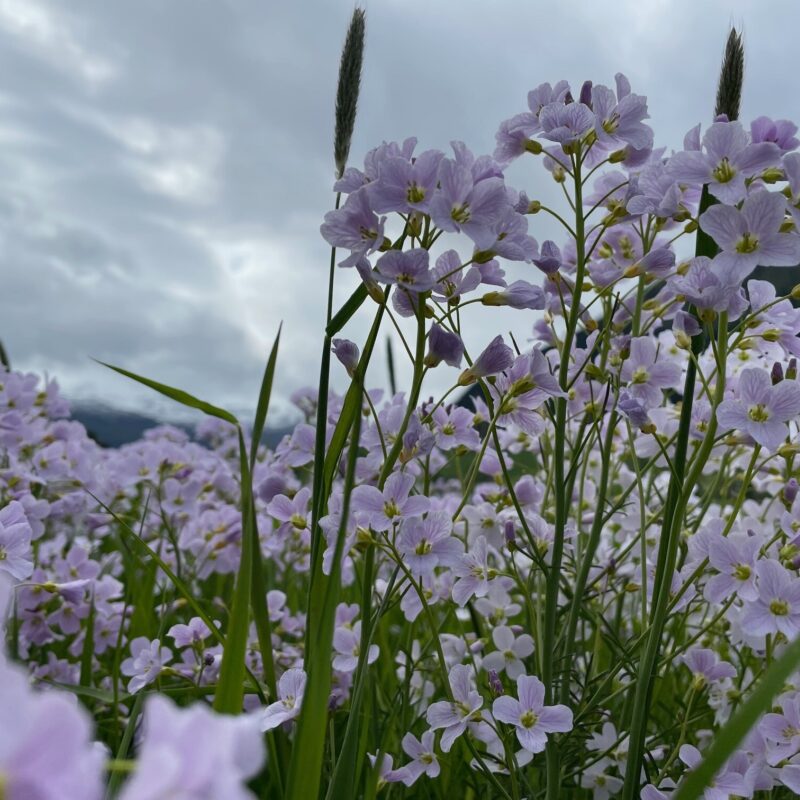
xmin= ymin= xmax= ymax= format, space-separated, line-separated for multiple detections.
xmin=119 ymin=694 xmax=264 ymax=800
xmin=667 ymin=120 xmax=781 ymax=204
xmin=700 ymin=190 xmax=800 ymax=284
xmin=121 ymin=637 xmax=173 ymax=694
xmin=481 ymin=625 xmax=535 ymax=679
xmin=426 ymin=663 xmax=491 ymax=752
xmin=0 ymin=500 xmax=33 ymax=581
xmin=716 ymin=367 xmax=800 ymax=450
xmin=397 ymin=511 xmax=462 ymax=577
xmin=492 ymin=674 xmax=573 ymax=753
xmin=261 ymin=668 xmax=306 ymax=731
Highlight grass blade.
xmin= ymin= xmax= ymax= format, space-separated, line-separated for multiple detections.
xmin=79 ymin=591 xmax=96 ymax=688
xmin=95 ymin=361 xmax=239 ymax=426
xmin=285 ymin=406 xmax=363 ymax=800
xmin=250 ymin=324 xmax=282 ymax=471
xmin=326 ymin=283 xmax=368 ymax=337
xmin=212 ymin=428 xmax=255 ymax=714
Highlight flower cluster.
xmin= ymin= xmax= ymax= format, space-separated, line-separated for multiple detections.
xmin=6 ymin=67 xmax=800 ymax=799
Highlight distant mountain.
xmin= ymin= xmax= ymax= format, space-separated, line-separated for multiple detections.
xmin=71 ymin=404 xmax=291 ymax=449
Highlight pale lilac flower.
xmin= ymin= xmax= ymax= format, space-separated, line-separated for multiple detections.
xmin=700 ymin=191 xmax=800 ymax=284
xmin=750 ymin=116 xmax=799 ymax=154
xmin=431 ymin=249 xmax=483 ymax=302
xmin=494 ymin=112 xmax=541 ymax=163
xmin=119 ymin=694 xmax=264 ymax=800
xmin=385 ymin=730 xmax=440 ymax=786
xmin=587 ymin=721 xmax=629 ymax=769
xmin=332 ymin=621 xmax=379 ymax=673
xmin=375 ymin=248 xmax=434 ymax=293
xmin=332 ymin=338 xmax=360 ymax=377
xmin=452 ymin=536 xmax=497 ymax=606
xmin=367 ymin=752 xmax=395 ymax=790
xmin=168 ymin=617 xmax=212 ymax=649
xmin=430 ymin=406 xmax=481 ymax=450
xmin=682 ymin=648 xmax=737 ymax=689
xmin=580 ymin=763 xmax=624 ymax=800
xmin=492 ymin=674 xmax=573 ymax=753
xmin=618 ymin=390 xmax=652 ymax=430
xmin=717 ymin=368 xmax=800 ymax=450
xmin=351 ymin=471 xmax=430 ymax=532
xmin=426 ymin=663 xmax=489 ymax=752
xmin=261 ymin=668 xmax=306 ymax=731
xmin=741 ymin=559 xmax=800 ymax=639
xmin=482 ymin=625 xmax=535 ymax=679
xmin=481 ymin=280 xmax=545 ymax=310
xmin=267 ymin=487 xmax=311 ymax=532
xmin=425 ymin=324 xmax=464 ymax=368
xmin=430 ymin=159 xmax=509 ymax=245
xmin=121 ymin=636 xmax=173 ymax=694
xmin=758 ymin=693 xmax=800 ymax=764
xmin=533 ymin=240 xmax=562 ymax=274
xmin=369 ymin=149 xmax=444 ymax=213
xmin=539 ymin=102 xmax=595 ymax=148
xmin=591 ymin=82 xmax=653 ymax=150
xmin=397 ymin=511 xmax=462 ymax=577
xmin=668 ymin=120 xmax=781 ymax=203
xmin=320 ymin=189 xmax=386 ymax=267
xmin=626 ymin=161 xmax=684 ymax=219
xmin=473 ymin=211 xmax=538 ymax=261
xmin=0 ymin=656 xmax=104 ymax=800
xmin=678 ymin=745 xmax=754 ymax=799
xmin=458 ymin=335 xmax=514 ymax=386
xmin=0 ymin=500 xmax=33 ymax=581
xmin=705 ymin=533 xmax=760 ymax=603
xmin=670 ymin=256 xmax=747 ymax=316
xmin=621 ymin=337 xmax=681 ymax=408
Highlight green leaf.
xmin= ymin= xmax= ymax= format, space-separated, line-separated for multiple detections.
xmin=212 ymin=430 xmax=254 ymax=715
xmin=79 ymin=592 xmax=96 ymax=689
xmin=673 ymin=634 xmax=800 ymax=800
xmin=95 ymin=361 xmax=239 ymax=426
xmin=326 ymin=283 xmax=368 ymax=337
xmin=250 ymin=324 xmax=282 ymax=470
xmin=285 ymin=408 xmax=363 ymax=800
xmin=105 ymin=691 xmax=144 ymax=799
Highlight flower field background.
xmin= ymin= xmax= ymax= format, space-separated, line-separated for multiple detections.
xmin=5 ymin=10 xmax=800 ymax=799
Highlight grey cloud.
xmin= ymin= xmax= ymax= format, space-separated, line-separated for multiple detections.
xmin=3 ymin=0 xmax=800 ymax=425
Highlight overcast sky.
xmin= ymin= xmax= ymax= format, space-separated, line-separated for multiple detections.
xmin=4 ymin=0 xmax=800 ymax=424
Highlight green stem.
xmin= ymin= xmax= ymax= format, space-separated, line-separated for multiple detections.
xmin=544 ymin=154 xmax=585 ymax=800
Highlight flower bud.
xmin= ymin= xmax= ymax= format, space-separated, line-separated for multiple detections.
xmin=487 ymin=670 xmax=504 ymax=696
xmin=457 ymin=336 xmax=514 ymax=386
xmin=503 ymin=519 xmax=516 ymax=548
xmin=762 ymin=167 xmax=784 ymax=184
xmin=424 ymin=324 xmax=464 ymax=369
xmin=524 ymin=139 xmax=543 ymax=155
xmin=332 ymin=338 xmax=360 ymax=378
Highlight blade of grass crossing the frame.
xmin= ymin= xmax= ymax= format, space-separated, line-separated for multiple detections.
xmin=674 ymin=633 xmax=800 ymax=799
xmin=307 ymin=303 xmax=385 ymax=657
xmin=238 ymin=428 xmax=286 ymax=793
xmin=212 ymin=428 xmax=255 ymax=715
xmin=96 ymin=361 xmax=239 ymax=426
xmin=306 ymin=335 xmax=332 ymax=658
xmin=79 ymin=591 xmax=96 ymax=689
xmin=286 ymin=406 xmax=363 ymax=800
xmin=325 ymin=283 xmax=368 ymax=337
xmin=250 ymin=324 xmax=282 ymax=471
xmin=105 ymin=691 xmax=144 ymax=799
